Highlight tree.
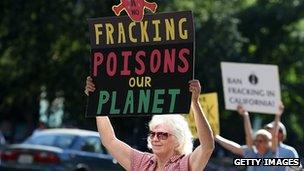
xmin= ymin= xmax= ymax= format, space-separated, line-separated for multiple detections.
xmin=0 ymin=0 xmax=114 ymax=141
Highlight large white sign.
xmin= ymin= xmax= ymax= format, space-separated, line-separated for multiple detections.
xmin=221 ymin=62 xmax=281 ymax=114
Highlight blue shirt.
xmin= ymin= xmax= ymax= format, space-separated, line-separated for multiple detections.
xmin=274 ymin=142 xmax=300 ymax=171
xmin=243 ymin=146 xmax=276 ymax=171
xmin=277 ymin=142 xmax=299 ymax=158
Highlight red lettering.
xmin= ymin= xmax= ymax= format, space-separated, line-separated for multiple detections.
xmin=93 ymin=48 xmax=190 ymax=77
xmin=106 ymin=52 xmax=117 ymax=76
xmin=163 ymin=48 xmax=176 ymax=73
xmin=178 ymin=48 xmax=189 ymax=73
xmin=150 ymin=49 xmax=161 ymax=73
xmin=135 ymin=51 xmax=146 ymax=75
xmin=93 ymin=52 xmax=104 ymax=76
xmin=121 ymin=51 xmax=132 ymax=75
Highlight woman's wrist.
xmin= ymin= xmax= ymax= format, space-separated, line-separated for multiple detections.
xmin=191 ymin=100 xmax=200 ymax=107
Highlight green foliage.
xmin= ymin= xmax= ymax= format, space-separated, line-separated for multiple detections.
xmin=0 ymin=0 xmax=116 ymax=130
xmin=158 ymin=0 xmax=304 ymax=156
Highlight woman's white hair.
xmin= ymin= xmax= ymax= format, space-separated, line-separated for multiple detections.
xmin=147 ymin=114 xmax=193 ymax=155
xmin=254 ymin=129 xmax=272 ymax=141
xmin=254 ymin=129 xmax=272 ymax=147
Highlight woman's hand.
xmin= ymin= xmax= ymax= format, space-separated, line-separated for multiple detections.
xmin=237 ymin=105 xmax=248 ymax=116
xmin=85 ymin=76 xmax=95 ymax=96
xmin=188 ymin=79 xmax=215 ymax=171
xmin=189 ymin=79 xmax=201 ymax=102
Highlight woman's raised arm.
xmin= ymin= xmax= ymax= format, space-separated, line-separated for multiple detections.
xmin=188 ymin=80 xmax=214 ymax=171
xmin=86 ymin=76 xmax=132 ymax=170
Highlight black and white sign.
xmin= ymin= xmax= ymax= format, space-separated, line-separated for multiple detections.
xmin=221 ymin=62 xmax=281 ymax=114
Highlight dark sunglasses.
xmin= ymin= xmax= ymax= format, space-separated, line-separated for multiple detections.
xmin=254 ymin=139 xmax=265 ymax=143
xmin=149 ymin=131 xmax=171 ymax=140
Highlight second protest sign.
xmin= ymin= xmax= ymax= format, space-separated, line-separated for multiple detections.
xmin=221 ymin=62 xmax=281 ymax=114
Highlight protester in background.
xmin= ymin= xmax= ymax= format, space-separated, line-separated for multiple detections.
xmin=264 ymin=117 xmax=299 ymax=158
xmin=264 ymin=105 xmax=301 ymax=171
xmin=85 ymin=76 xmax=214 ymax=171
xmin=215 ymin=105 xmax=281 ymax=171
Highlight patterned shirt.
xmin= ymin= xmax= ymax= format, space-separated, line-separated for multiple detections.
xmin=130 ymin=149 xmax=190 ymax=171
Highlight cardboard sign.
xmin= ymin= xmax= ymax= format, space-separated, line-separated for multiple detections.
xmin=86 ymin=11 xmax=194 ymax=117
xmin=221 ymin=62 xmax=281 ymax=114
xmin=185 ymin=93 xmax=220 ymax=138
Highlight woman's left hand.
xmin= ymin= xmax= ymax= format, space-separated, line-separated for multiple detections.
xmin=189 ymin=79 xmax=201 ymax=102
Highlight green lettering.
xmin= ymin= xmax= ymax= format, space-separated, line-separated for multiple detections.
xmin=110 ymin=91 xmax=120 ymax=114
xmin=168 ymin=89 xmax=180 ymax=113
xmin=138 ymin=89 xmax=150 ymax=113
xmin=152 ymin=89 xmax=164 ymax=113
xmin=97 ymin=91 xmax=109 ymax=114
xmin=123 ymin=90 xmax=134 ymax=114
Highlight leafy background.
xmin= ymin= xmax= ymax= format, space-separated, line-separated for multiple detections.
xmin=0 ymin=0 xmax=303 ymax=161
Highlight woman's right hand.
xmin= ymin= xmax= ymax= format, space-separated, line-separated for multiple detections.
xmin=237 ymin=105 xmax=248 ymax=116
xmin=85 ymin=76 xmax=95 ymax=96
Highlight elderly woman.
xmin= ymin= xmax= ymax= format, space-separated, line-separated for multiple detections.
xmin=85 ymin=76 xmax=214 ymax=171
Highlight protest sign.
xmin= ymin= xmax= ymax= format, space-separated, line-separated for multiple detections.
xmin=221 ymin=62 xmax=281 ymax=114
xmin=185 ymin=93 xmax=220 ymax=138
xmin=86 ymin=11 xmax=194 ymax=117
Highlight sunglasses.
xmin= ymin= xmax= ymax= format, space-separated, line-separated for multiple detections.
xmin=254 ymin=139 xmax=265 ymax=143
xmin=149 ymin=131 xmax=171 ymax=140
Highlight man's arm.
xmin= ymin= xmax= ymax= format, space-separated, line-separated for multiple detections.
xmin=271 ymin=103 xmax=283 ymax=153
xmin=188 ymin=80 xmax=215 ymax=171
